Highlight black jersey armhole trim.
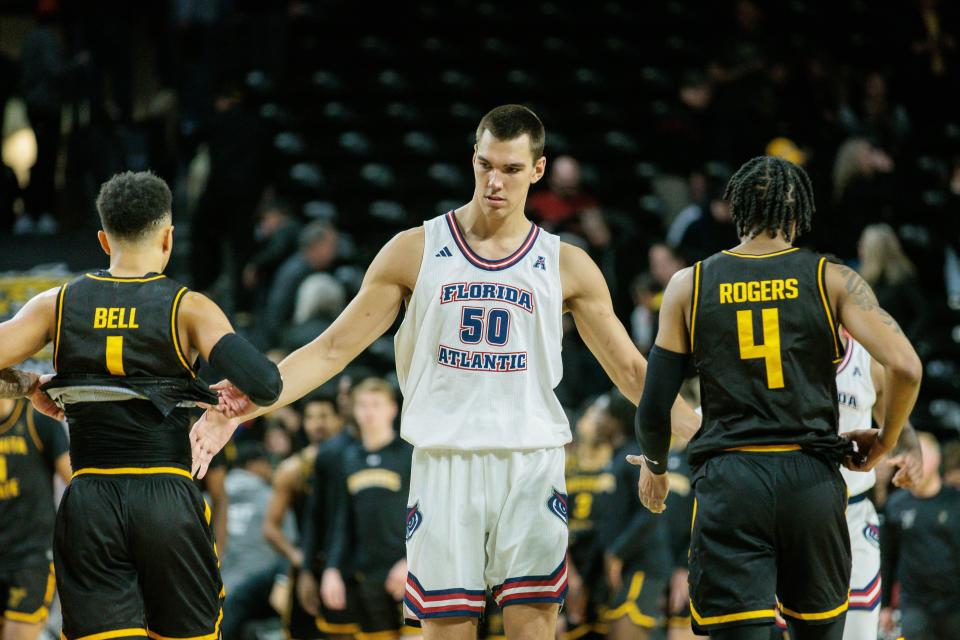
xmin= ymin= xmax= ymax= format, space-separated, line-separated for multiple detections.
xmin=171 ymin=287 xmax=197 ymax=378
xmin=816 ymin=257 xmax=843 ymax=364
xmin=690 ymin=261 xmax=702 ymax=352
xmin=53 ymin=283 xmax=68 ymax=372
xmin=26 ymin=406 xmax=43 ymax=452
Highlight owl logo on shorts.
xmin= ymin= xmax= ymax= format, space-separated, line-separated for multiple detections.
xmin=406 ymin=503 xmax=423 ymax=541
xmin=546 ymin=489 xmax=568 ymax=524
xmin=863 ymin=523 xmax=880 ymax=547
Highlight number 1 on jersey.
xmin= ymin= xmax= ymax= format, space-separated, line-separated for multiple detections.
xmin=105 ymin=335 xmax=126 ymax=376
xmin=736 ymin=308 xmax=784 ymax=389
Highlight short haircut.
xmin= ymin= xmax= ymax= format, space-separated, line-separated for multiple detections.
xmin=352 ymin=377 xmax=396 ymax=402
xmin=303 ymin=392 xmax=337 ymax=410
xmin=724 ymin=156 xmax=815 ymax=241
xmin=475 ymin=104 xmax=545 ymax=162
xmin=96 ymin=171 xmax=172 ymax=241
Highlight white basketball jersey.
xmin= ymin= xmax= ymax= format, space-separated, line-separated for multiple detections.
xmin=394 ymin=212 xmax=569 ymax=450
xmin=837 ymin=333 xmax=877 ymax=495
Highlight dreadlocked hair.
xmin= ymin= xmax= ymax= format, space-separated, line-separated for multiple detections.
xmin=723 ymin=156 xmax=816 ymax=241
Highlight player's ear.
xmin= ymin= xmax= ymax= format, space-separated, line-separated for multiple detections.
xmin=161 ymin=225 xmax=174 ymax=253
xmin=531 ymin=156 xmax=547 ymax=184
xmin=97 ymin=230 xmax=112 ymax=256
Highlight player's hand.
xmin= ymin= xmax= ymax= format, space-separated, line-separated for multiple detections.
xmin=321 ymin=568 xmax=347 ymax=611
xmin=385 ymin=558 xmax=407 ymax=602
xmin=627 ymin=454 xmax=669 ymax=513
xmin=190 ymin=410 xmax=238 ymax=479
xmin=565 ymin=560 xmax=587 ymax=625
xmin=604 ymin=553 xmax=624 ymax=593
xmin=212 ymin=380 xmax=254 ymax=418
xmin=879 ymin=607 xmax=896 ymax=633
xmin=887 ymin=449 xmax=923 ymax=489
xmin=669 ymin=568 xmax=690 ymax=614
xmin=841 ymin=428 xmax=889 ymax=472
xmin=29 ymin=373 xmax=64 ymax=420
xmin=296 ymin=570 xmax=321 ymax=616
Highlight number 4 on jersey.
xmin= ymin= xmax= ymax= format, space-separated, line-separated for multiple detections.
xmin=736 ymin=308 xmax=784 ymax=389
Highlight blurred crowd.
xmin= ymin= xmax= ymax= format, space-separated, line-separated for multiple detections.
xmin=2 ymin=0 xmax=960 ymax=639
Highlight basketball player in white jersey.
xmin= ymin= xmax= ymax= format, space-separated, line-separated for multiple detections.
xmin=191 ymin=104 xmax=701 ymax=640
xmin=837 ymin=327 xmax=922 ymax=640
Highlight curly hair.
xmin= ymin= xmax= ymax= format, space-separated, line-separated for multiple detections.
xmin=95 ymin=171 xmax=172 ymax=240
xmin=724 ymin=156 xmax=816 ymax=241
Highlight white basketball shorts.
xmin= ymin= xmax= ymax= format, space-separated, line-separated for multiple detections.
xmin=403 ymin=447 xmax=568 ymax=621
xmin=844 ymin=495 xmax=881 ymax=640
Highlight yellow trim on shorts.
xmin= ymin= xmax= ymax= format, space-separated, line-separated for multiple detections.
xmin=5 ymin=607 xmax=49 ymax=624
xmin=690 ymin=261 xmax=702 ymax=351
xmin=722 ymin=248 xmax=799 ymax=259
xmin=85 ymin=274 xmax=166 ymax=284
xmin=356 ymin=632 xmax=398 ymax=640
xmin=146 ymin=606 xmax=222 ymax=640
xmin=817 ymin=258 xmax=842 ymax=363
xmin=400 ymin=626 xmax=421 ymax=636
xmin=72 ymin=467 xmax=192 ymax=480
xmin=724 ymin=444 xmax=802 ymax=453
xmin=54 ymin=282 xmax=68 ymax=370
xmin=561 ymin=624 xmax=594 ymax=640
xmin=689 ymin=601 xmax=777 ymax=626
xmin=315 ymin=617 xmax=361 ymax=634
xmin=603 ymin=572 xmax=658 ymax=628
xmin=67 ymin=629 xmax=148 ymax=640
xmin=779 ymin=598 xmax=848 ymax=621
xmin=667 ymin=615 xmax=691 ymax=629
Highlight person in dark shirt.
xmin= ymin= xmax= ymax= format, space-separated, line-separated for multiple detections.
xmin=664 ymin=437 xmax=696 ymax=640
xmin=321 ymin=378 xmax=413 ymax=639
xmin=594 ymin=391 xmax=671 ymax=639
xmin=262 ymin=394 xmax=343 ymax=640
xmin=0 ymin=397 xmax=70 ymax=639
xmin=881 ymin=432 xmax=960 ymax=639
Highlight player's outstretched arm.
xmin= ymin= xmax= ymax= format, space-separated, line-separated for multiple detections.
xmin=0 ymin=288 xmax=57 ymax=371
xmin=240 ymin=228 xmax=420 ymax=419
xmin=630 ymin=267 xmax=695 ymax=513
xmin=561 ymin=244 xmax=700 ymax=440
xmin=827 ymin=263 xmax=922 ymax=469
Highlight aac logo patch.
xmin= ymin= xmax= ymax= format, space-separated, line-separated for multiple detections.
xmin=406 ymin=503 xmax=423 ymax=541
xmin=863 ymin=523 xmax=880 ymax=546
xmin=547 ymin=489 xmax=568 ymax=524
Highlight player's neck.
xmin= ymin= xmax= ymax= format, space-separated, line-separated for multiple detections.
xmin=359 ymin=425 xmax=395 ymax=452
xmin=912 ymin=474 xmax=943 ymax=499
xmin=458 ymin=201 xmax=530 ymax=240
xmin=106 ymin=248 xmax=165 ymax=277
xmin=0 ymin=398 xmax=15 ymax=419
xmin=731 ymin=232 xmax=793 ymax=255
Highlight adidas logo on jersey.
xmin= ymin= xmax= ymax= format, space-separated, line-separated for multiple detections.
xmin=435 ymin=246 xmax=453 ymax=257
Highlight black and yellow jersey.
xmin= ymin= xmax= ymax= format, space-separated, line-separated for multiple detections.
xmin=54 ymin=271 xmax=196 ymax=470
xmin=327 ymin=436 xmax=412 ymax=577
xmin=564 ymin=445 xmax=614 ymax=548
xmin=290 ymin=446 xmax=317 ymax=534
xmin=0 ymin=399 xmax=69 ymax=569
xmin=688 ymin=248 xmax=844 ymax=468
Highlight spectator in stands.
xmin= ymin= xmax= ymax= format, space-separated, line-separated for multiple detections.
xmin=527 ymin=155 xmax=610 ymax=247
xmin=242 ymin=199 xmax=303 ymax=309
xmin=190 ymin=80 xmax=267 ymax=301
xmin=858 ymin=224 xmax=927 ymax=340
xmin=942 ymin=441 xmax=960 ymax=488
xmin=221 ymin=443 xmax=291 ymax=592
xmin=665 ymin=180 xmax=735 ymax=263
xmin=649 ymin=243 xmax=686 ymax=290
xmin=831 ymin=137 xmax=898 ymax=258
xmin=259 ymin=221 xmax=340 ymax=347
xmin=656 ymin=71 xmax=717 ymax=176
xmin=630 ymin=273 xmax=658 ymax=354
xmin=19 ymin=6 xmax=66 ymax=234
xmin=0 ymin=160 xmax=21 ymax=231
xmin=881 ymin=432 xmax=960 ymax=639
xmin=839 ymin=71 xmax=912 ymax=151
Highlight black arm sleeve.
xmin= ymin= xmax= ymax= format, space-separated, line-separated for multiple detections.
xmin=208 ymin=333 xmax=283 ymax=406
xmin=635 ymin=345 xmax=689 ymax=474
